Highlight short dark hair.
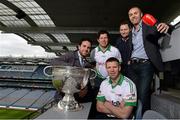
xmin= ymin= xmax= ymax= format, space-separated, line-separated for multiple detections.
xmin=106 ymin=57 xmax=120 ymax=65
xmin=79 ymin=38 xmax=92 ymax=46
xmin=119 ymin=20 xmax=132 ymax=29
xmin=97 ymin=30 xmax=110 ymax=39
xmin=128 ymin=6 xmax=142 ymax=14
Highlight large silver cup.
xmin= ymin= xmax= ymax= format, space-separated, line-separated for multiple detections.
xmin=43 ymin=66 xmax=96 ymax=111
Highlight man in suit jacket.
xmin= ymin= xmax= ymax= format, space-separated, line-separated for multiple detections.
xmin=51 ymin=38 xmax=92 ymax=68
xmin=50 ymin=38 xmax=93 ymax=103
xmin=128 ymin=6 xmax=171 ymax=113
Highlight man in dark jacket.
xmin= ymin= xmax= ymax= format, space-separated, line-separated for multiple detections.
xmin=51 ymin=38 xmax=92 ymax=68
xmin=50 ymin=38 xmax=94 ymax=103
xmin=128 ymin=6 xmax=171 ymax=113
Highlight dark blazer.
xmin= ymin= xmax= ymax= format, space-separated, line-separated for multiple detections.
xmin=129 ymin=22 xmax=169 ymax=71
xmin=115 ymin=37 xmax=132 ymax=65
xmin=50 ymin=50 xmax=92 ymax=68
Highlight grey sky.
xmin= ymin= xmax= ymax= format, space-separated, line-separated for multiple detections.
xmin=0 ymin=33 xmax=56 ymax=57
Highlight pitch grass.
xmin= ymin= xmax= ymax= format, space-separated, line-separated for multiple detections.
xmin=0 ymin=108 xmax=40 ymax=119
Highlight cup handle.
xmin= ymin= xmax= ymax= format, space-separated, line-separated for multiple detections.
xmin=43 ymin=66 xmax=53 ymax=77
xmin=89 ymin=69 xmax=97 ymax=80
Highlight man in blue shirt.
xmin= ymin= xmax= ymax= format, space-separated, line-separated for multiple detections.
xmin=128 ymin=6 xmax=171 ymax=113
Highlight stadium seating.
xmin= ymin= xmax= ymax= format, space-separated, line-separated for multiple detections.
xmin=0 ymin=62 xmax=56 ymax=110
xmin=0 ymin=88 xmax=55 ymax=109
xmin=31 ymin=65 xmax=52 ymax=80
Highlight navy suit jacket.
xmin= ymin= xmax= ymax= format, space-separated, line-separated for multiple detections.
xmin=115 ymin=37 xmax=131 ymax=65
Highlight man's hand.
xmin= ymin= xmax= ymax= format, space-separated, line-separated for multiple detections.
xmin=104 ymin=101 xmax=112 ymax=107
xmin=120 ymin=100 xmax=125 ymax=108
xmin=157 ymin=23 xmax=169 ymax=33
xmin=78 ymin=86 xmax=88 ymax=98
xmin=104 ymin=100 xmax=133 ymax=119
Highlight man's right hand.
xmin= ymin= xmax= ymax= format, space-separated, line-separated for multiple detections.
xmin=78 ymin=86 xmax=88 ymax=98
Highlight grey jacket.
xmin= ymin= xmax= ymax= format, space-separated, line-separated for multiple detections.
xmin=50 ymin=51 xmax=92 ymax=68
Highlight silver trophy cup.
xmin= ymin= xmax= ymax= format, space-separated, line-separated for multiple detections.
xmin=44 ymin=66 xmax=96 ymax=111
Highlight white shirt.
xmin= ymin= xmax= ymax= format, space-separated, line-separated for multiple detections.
xmin=97 ymin=75 xmax=137 ymax=106
xmin=90 ymin=45 xmax=121 ymax=79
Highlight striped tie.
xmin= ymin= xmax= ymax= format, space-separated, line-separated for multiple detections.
xmin=80 ymin=57 xmax=85 ymax=67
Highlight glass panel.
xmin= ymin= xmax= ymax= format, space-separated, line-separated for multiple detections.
xmin=0 ymin=3 xmax=30 ymax=27
xmin=25 ymin=33 xmax=53 ymax=42
xmin=48 ymin=46 xmax=77 ymax=51
xmin=51 ymin=34 xmax=71 ymax=43
xmin=68 ymin=46 xmax=77 ymax=51
xmin=48 ymin=46 xmax=62 ymax=50
xmin=7 ymin=0 xmax=55 ymax=27
xmin=171 ymin=15 xmax=180 ymax=25
xmin=0 ymin=16 xmax=30 ymax=27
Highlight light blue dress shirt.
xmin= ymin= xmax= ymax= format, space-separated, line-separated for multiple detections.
xmin=131 ymin=21 xmax=149 ymax=59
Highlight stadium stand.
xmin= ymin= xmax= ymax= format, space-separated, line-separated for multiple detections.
xmin=0 ymin=57 xmax=56 ymax=111
xmin=31 ymin=65 xmax=51 ymax=80
xmin=30 ymin=90 xmax=56 ymax=109
xmin=0 ymin=63 xmax=53 ymax=89
xmin=12 ymin=90 xmax=45 ymax=108
xmin=0 ymin=89 xmax=30 ymax=107
xmin=0 ymin=88 xmax=17 ymax=99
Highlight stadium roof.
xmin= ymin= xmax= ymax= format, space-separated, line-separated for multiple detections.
xmin=0 ymin=0 xmax=180 ymax=56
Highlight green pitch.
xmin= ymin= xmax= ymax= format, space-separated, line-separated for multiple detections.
xmin=0 ymin=108 xmax=40 ymax=119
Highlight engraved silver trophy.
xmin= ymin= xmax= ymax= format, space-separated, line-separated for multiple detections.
xmin=44 ymin=66 xmax=96 ymax=111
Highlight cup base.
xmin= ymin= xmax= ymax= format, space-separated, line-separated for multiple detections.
xmin=57 ymin=100 xmax=83 ymax=111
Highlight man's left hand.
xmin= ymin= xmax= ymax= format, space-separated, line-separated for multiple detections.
xmin=157 ymin=23 xmax=169 ymax=33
